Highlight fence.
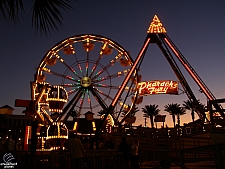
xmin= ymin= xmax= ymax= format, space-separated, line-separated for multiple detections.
xmin=0 ymin=147 xmax=222 ymax=169
xmin=0 ymin=150 xmax=126 ymax=169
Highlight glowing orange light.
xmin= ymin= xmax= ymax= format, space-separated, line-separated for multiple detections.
xmin=147 ymin=15 xmax=166 ymax=33
xmin=73 ymin=122 xmax=78 ymax=131
xmin=138 ymin=80 xmax=178 ymax=96
xmin=24 ymin=126 xmax=30 ymax=150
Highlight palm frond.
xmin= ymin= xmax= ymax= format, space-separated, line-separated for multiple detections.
xmin=32 ymin=0 xmax=75 ymax=34
xmin=0 ymin=0 xmax=24 ymax=21
xmin=142 ymin=104 xmax=160 ymax=117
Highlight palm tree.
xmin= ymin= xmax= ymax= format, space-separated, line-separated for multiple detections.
xmin=97 ymin=110 xmax=105 ymax=117
xmin=176 ymin=106 xmax=186 ymax=126
xmin=121 ymin=105 xmax=139 ymax=118
xmin=142 ymin=104 xmax=160 ymax=128
xmin=0 ymin=0 xmax=76 ymax=34
xmin=164 ymin=103 xmax=186 ymax=127
xmin=121 ymin=105 xmax=139 ymax=127
xmin=164 ymin=103 xmax=177 ymax=127
xmin=70 ymin=109 xmax=78 ymax=121
xmin=196 ymin=102 xmax=207 ymax=121
xmin=183 ymin=100 xmax=195 ymax=122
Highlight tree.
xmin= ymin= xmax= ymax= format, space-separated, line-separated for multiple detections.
xmin=0 ymin=0 xmax=76 ymax=34
xmin=164 ymin=103 xmax=186 ymax=127
xmin=183 ymin=100 xmax=195 ymax=122
xmin=196 ymin=102 xmax=207 ymax=121
xmin=121 ymin=105 xmax=139 ymax=118
xmin=121 ymin=105 xmax=139 ymax=127
xmin=70 ymin=109 xmax=78 ymax=121
xmin=97 ymin=110 xmax=105 ymax=117
xmin=142 ymin=104 xmax=160 ymax=128
xmin=176 ymin=106 xmax=186 ymax=126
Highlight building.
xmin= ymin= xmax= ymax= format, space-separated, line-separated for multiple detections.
xmin=0 ymin=105 xmax=14 ymax=115
xmin=0 ymin=105 xmax=35 ymax=152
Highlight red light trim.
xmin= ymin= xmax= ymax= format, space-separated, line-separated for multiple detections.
xmin=86 ymin=62 xmax=88 ymax=69
xmin=24 ymin=126 xmax=29 ymax=150
xmin=91 ymin=64 xmax=97 ymax=74
xmin=78 ymin=64 xmax=82 ymax=73
xmin=112 ymin=38 xmax=151 ymax=106
xmin=164 ymin=38 xmax=213 ymax=100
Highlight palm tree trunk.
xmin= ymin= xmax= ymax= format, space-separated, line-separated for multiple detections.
xmin=150 ymin=116 xmax=154 ymax=128
xmin=172 ymin=114 xmax=175 ymax=128
xmin=177 ymin=114 xmax=180 ymax=126
xmin=191 ymin=110 xmax=195 ymax=122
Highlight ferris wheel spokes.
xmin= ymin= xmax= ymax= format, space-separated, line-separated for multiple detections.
xmin=89 ymin=42 xmax=109 ymax=78
xmin=87 ymin=89 xmax=93 ymax=113
xmin=92 ymin=69 xmax=130 ymax=83
xmin=91 ymin=53 xmax=123 ymax=80
xmin=93 ymin=84 xmax=120 ymax=89
xmin=54 ymin=54 xmax=82 ymax=79
xmin=41 ymin=67 xmax=80 ymax=83
xmin=85 ymin=51 xmax=90 ymax=77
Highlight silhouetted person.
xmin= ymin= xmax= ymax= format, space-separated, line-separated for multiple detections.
xmin=131 ymin=137 xmax=139 ymax=169
xmin=105 ymin=137 xmax=114 ymax=150
xmin=8 ymin=137 xmax=15 ymax=151
xmin=119 ymin=137 xmax=132 ymax=169
xmin=68 ymin=133 xmax=85 ymax=169
xmin=98 ymin=139 xmax=104 ymax=150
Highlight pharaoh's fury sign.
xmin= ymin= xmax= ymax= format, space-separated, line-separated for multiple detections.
xmin=137 ymin=80 xmax=178 ymax=96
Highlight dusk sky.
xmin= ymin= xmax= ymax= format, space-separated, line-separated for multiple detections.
xmin=1 ymin=0 xmax=225 ymax=127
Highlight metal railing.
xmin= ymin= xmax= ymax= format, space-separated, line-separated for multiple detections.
xmin=0 ymin=150 xmax=126 ymax=169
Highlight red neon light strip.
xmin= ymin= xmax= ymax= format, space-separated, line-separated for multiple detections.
xmin=164 ymin=38 xmax=213 ymax=101
xmin=24 ymin=126 xmax=29 ymax=150
xmin=86 ymin=62 xmax=88 ymax=74
xmin=112 ymin=38 xmax=151 ymax=106
xmin=185 ymin=66 xmax=213 ymax=100
xmin=91 ymin=64 xmax=97 ymax=74
xmin=78 ymin=64 xmax=82 ymax=73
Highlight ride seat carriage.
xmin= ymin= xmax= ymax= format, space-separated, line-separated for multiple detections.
xmin=47 ymin=86 xmax=68 ymax=113
xmin=46 ymin=122 xmax=68 ymax=149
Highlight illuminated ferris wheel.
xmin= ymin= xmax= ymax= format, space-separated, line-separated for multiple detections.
xmin=32 ymin=34 xmax=139 ymax=125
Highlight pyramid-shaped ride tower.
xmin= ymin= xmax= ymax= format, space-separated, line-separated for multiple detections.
xmin=102 ymin=15 xmax=225 ymax=130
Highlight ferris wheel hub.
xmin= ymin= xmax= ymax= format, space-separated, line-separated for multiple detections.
xmin=81 ymin=76 xmax=91 ymax=87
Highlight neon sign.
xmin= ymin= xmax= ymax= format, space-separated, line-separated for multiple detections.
xmin=137 ymin=80 xmax=178 ymax=96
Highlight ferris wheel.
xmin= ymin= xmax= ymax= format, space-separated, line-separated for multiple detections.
xmin=32 ymin=34 xmax=140 ymax=125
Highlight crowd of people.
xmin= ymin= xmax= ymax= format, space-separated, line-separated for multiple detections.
xmin=68 ymin=133 xmax=140 ymax=169
xmin=119 ymin=136 xmax=139 ymax=169
xmin=76 ymin=134 xmax=115 ymax=150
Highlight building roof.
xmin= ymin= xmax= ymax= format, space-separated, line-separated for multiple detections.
xmin=0 ymin=114 xmax=35 ymax=127
xmin=0 ymin=105 xmax=14 ymax=110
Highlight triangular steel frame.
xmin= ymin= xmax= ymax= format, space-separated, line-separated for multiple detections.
xmin=97 ymin=15 xmax=225 ymax=134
